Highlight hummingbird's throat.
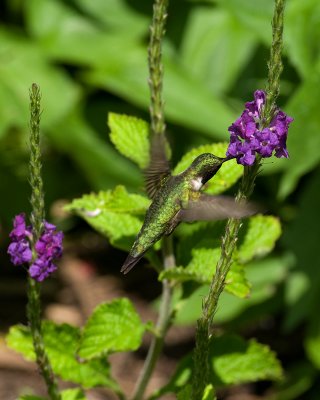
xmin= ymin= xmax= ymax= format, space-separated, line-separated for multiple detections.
xmin=191 ymin=177 xmax=203 ymax=191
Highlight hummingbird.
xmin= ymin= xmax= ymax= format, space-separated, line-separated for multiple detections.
xmin=121 ymin=134 xmax=257 ymax=274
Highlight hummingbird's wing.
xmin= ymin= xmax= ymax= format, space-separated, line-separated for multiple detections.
xmin=145 ymin=134 xmax=171 ymax=199
xmin=180 ymin=194 xmax=259 ymax=221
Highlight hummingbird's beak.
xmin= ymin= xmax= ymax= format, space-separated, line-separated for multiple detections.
xmin=223 ymin=154 xmax=234 ymax=162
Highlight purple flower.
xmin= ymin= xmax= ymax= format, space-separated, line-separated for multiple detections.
xmin=8 ymin=214 xmax=32 ymax=265
xmin=8 ymin=239 xmax=32 ymax=265
xmin=8 ymin=214 xmax=63 ymax=281
xmin=29 ymin=258 xmax=57 ymax=282
xmin=226 ymin=90 xmax=293 ymax=166
xmin=35 ymin=222 xmax=63 ymax=260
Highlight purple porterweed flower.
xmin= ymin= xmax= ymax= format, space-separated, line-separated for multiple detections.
xmin=29 ymin=258 xmax=57 ymax=282
xmin=8 ymin=214 xmax=33 ymax=265
xmin=8 ymin=214 xmax=63 ymax=281
xmin=8 ymin=239 xmax=33 ymax=265
xmin=35 ymin=222 xmax=63 ymax=260
xmin=226 ymin=90 xmax=293 ymax=166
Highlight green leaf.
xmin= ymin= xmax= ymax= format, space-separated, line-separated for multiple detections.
xmin=76 ymin=0 xmax=149 ymax=39
xmin=285 ymin=0 xmax=320 ymax=79
xmin=277 ymin=66 xmax=320 ymax=198
xmin=108 ymin=113 xmax=150 ymax=169
xmin=180 ymin=7 xmax=257 ymax=94
xmin=160 ymin=248 xmax=250 ymax=298
xmin=79 ymin=298 xmax=145 ymax=359
xmin=26 ymin=0 xmax=237 ymax=139
xmin=215 ymin=0 xmax=273 ymax=44
xmin=0 ymin=28 xmax=80 ymax=138
xmin=210 ymin=335 xmax=283 ymax=384
xmin=153 ymin=334 xmax=282 ymax=397
xmin=237 ymin=215 xmax=282 ymax=263
xmin=6 ymin=325 xmax=35 ymax=360
xmin=19 ymin=397 xmax=46 ymax=400
xmin=174 ymin=143 xmax=243 ymax=194
xmin=66 ymin=186 xmax=150 ymax=250
xmin=50 ymin=112 xmax=142 ymax=191
xmin=174 ymin=255 xmax=293 ymax=325
xmin=6 ymin=323 xmax=115 ymax=389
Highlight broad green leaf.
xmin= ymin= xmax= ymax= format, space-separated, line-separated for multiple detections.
xmin=277 ymin=65 xmax=320 ymax=198
xmin=210 ymin=335 xmax=283 ymax=384
xmin=18 ymin=397 xmax=45 ymax=400
xmin=285 ymin=0 xmax=320 ymax=79
xmin=50 ymin=112 xmax=142 ymax=190
xmin=180 ymin=7 xmax=257 ymax=94
xmin=66 ymin=186 xmax=150 ymax=250
xmin=282 ymin=171 xmax=320 ymax=331
xmin=160 ymin=248 xmax=250 ymax=298
xmin=152 ymin=334 xmax=282 ymax=397
xmin=76 ymin=0 xmax=149 ymax=38
xmin=6 ymin=325 xmax=35 ymax=360
xmin=0 ymin=28 xmax=79 ymax=138
xmin=237 ymin=215 xmax=282 ymax=263
xmin=174 ymin=255 xmax=292 ymax=325
xmin=108 ymin=113 xmax=150 ymax=169
xmin=174 ymin=143 xmax=243 ymax=194
xmin=79 ymin=298 xmax=145 ymax=359
xmin=25 ymin=0 xmax=237 ymax=139
xmin=6 ymin=323 xmax=115 ymax=389
xmin=215 ymin=0 xmax=273 ymax=44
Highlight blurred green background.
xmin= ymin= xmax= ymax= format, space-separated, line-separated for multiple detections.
xmin=1 ymin=0 xmax=320 ymax=398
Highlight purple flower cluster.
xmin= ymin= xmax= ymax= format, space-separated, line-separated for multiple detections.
xmin=8 ymin=214 xmax=33 ymax=265
xmin=8 ymin=214 xmax=63 ymax=282
xmin=226 ymin=90 xmax=293 ymax=166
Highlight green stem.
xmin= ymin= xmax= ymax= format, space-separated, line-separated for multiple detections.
xmin=131 ymin=237 xmax=174 ymax=400
xmin=148 ymin=0 xmax=168 ymax=137
xmin=27 ymin=84 xmax=61 ymax=400
xmin=263 ymin=0 xmax=285 ymax=125
xmin=192 ymin=0 xmax=286 ymax=397
xmin=131 ymin=1 xmax=172 ymax=398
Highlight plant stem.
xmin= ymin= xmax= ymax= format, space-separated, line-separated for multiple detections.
xmin=131 ymin=1 xmax=172 ymax=399
xmin=148 ymin=0 xmax=168 ymax=138
xmin=192 ymin=0 xmax=286 ymax=398
xmin=132 ymin=238 xmax=174 ymax=400
xmin=27 ymin=83 xmax=61 ymax=400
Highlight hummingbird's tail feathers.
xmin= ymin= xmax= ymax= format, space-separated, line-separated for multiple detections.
xmin=120 ymin=254 xmax=143 ymax=274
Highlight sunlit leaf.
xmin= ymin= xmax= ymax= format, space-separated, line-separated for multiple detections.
xmin=79 ymin=298 xmax=145 ymax=359
xmin=6 ymin=323 xmax=116 ymax=389
xmin=108 ymin=113 xmax=150 ymax=169
xmin=65 ymin=186 xmax=150 ymax=249
xmin=181 ymin=7 xmax=257 ymax=94
xmin=210 ymin=335 xmax=283 ymax=384
xmin=0 ymin=28 xmax=79 ymax=138
xmin=160 ymin=247 xmax=250 ymax=298
xmin=277 ymin=66 xmax=320 ymax=198
xmin=238 ymin=215 xmax=282 ymax=263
